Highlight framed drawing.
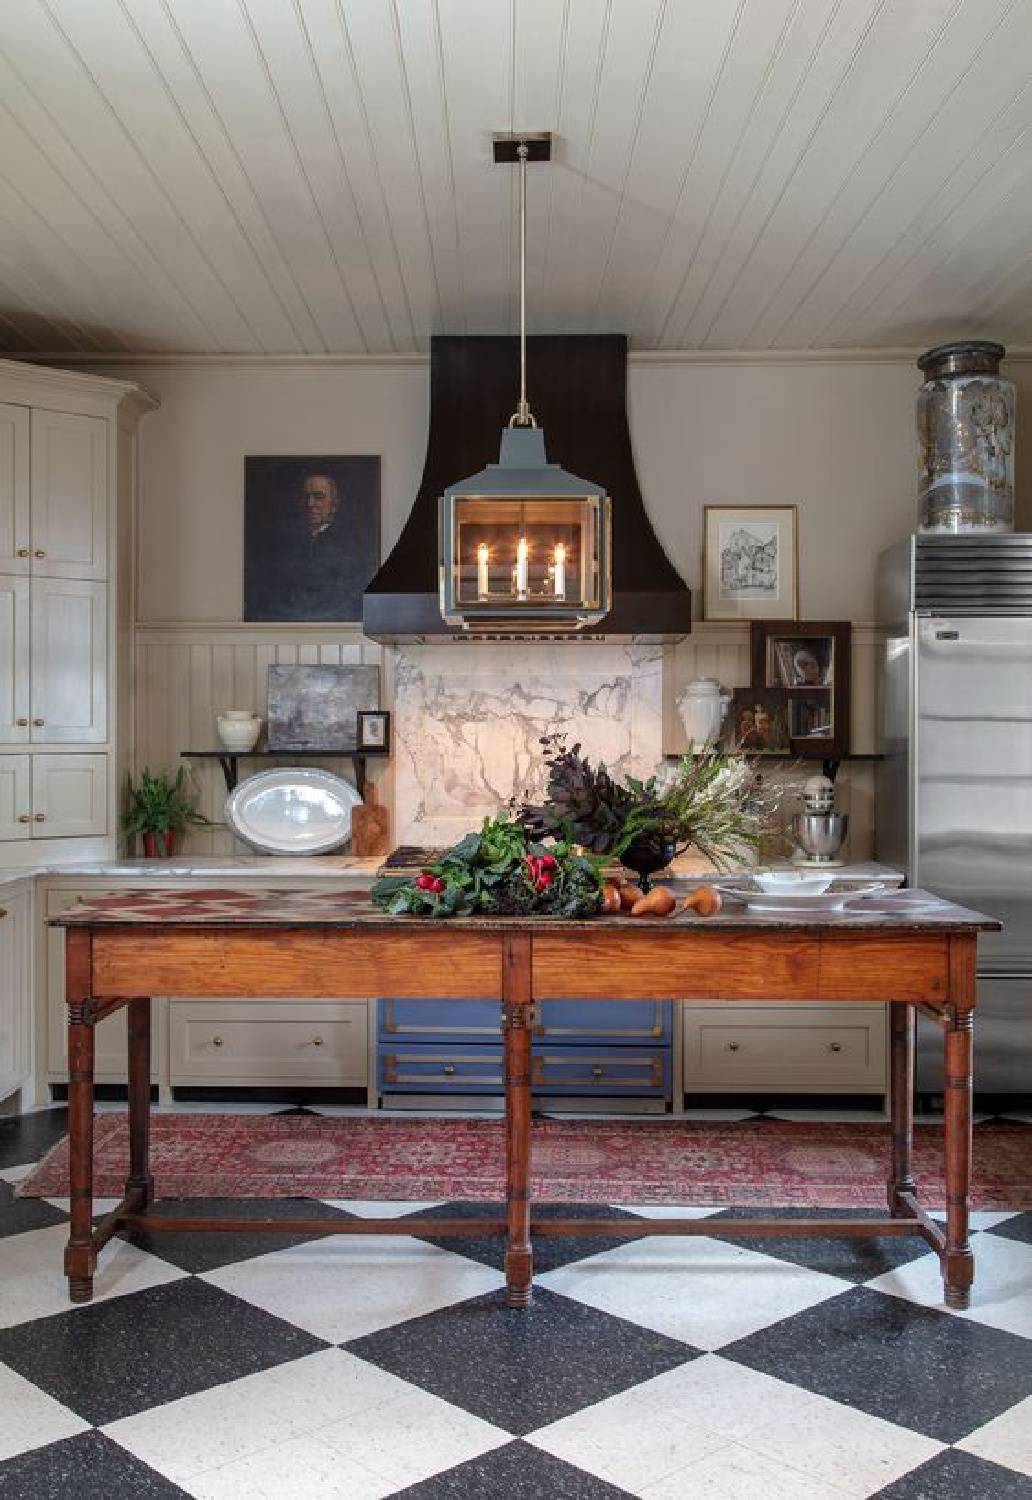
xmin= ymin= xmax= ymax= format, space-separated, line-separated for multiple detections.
xmin=244 ymin=456 xmax=380 ymax=623
xmin=703 ymin=505 xmax=798 ymax=621
xmin=750 ymin=619 xmax=851 ymax=757
xmin=356 ymin=710 xmax=391 ymax=754
xmin=725 ymin=687 xmax=792 ymax=755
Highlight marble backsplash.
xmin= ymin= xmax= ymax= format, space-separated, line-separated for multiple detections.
xmin=393 ymin=643 xmax=663 ymax=848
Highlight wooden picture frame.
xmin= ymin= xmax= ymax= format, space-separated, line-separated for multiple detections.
xmin=750 ymin=619 xmax=851 ymax=757
xmin=703 ymin=504 xmax=798 ymax=621
xmin=356 ymin=710 xmax=391 ymax=754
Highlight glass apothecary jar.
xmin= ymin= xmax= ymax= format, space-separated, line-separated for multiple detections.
xmin=916 ymin=341 xmax=1015 ymax=533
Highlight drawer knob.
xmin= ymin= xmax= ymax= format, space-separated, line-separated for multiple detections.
xmin=34 ymin=549 xmax=45 ymax=558
xmin=727 ymin=1041 xmax=741 ymax=1052
xmin=212 ymin=1035 xmax=224 ymax=1047
xmin=828 ymin=1041 xmax=843 ymax=1053
xmin=17 ymin=814 xmax=31 ymax=824
xmin=591 ymin=1065 xmax=604 ymax=1077
xmin=33 ymin=718 xmax=44 ymax=727
xmin=16 ymin=718 xmax=28 ymax=727
xmin=16 ymin=548 xmax=29 ymax=558
xmin=443 ymin=1064 xmax=456 ymax=1075
xmin=312 ymin=1036 xmax=324 ymax=1047
xmin=33 ymin=812 xmax=45 ymax=822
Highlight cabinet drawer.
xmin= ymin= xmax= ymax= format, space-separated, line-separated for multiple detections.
xmin=533 ymin=1047 xmax=670 ymax=1095
xmin=379 ymin=1045 xmax=505 ymax=1093
xmin=170 ymin=1001 xmax=368 ymax=1086
xmin=683 ymin=1004 xmax=886 ymax=1092
xmin=379 ymin=997 xmax=500 ymax=1042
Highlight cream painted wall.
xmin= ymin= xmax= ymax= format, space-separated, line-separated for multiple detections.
xmin=105 ymin=353 xmax=1032 ymax=626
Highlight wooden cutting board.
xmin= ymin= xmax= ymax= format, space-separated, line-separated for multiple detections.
xmin=351 ymin=786 xmax=391 ymax=857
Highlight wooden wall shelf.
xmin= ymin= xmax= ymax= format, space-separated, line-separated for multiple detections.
xmin=181 ymin=747 xmax=388 ymax=796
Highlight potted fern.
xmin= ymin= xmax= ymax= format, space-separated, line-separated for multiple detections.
xmin=123 ymin=765 xmax=210 ymax=857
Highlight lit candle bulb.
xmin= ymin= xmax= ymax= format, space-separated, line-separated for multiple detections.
xmin=477 ymin=542 xmax=489 ymax=599
xmin=553 ymin=541 xmax=566 ymax=600
xmin=516 ymin=536 xmax=529 ymax=597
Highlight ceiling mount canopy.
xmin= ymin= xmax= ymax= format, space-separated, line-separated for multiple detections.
xmin=438 ymin=132 xmax=612 ymax=634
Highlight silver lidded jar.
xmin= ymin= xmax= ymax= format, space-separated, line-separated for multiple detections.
xmin=916 ymin=341 xmax=1015 ymax=533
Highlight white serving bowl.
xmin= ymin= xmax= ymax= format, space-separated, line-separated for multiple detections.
xmin=753 ymin=868 xmax=835 ymax=896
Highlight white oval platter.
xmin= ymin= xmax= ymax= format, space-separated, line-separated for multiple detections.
xmin=224 ymin=767 xmax=362 ymax=855
xmin=713 ymin=878 xmax=888 ymax=914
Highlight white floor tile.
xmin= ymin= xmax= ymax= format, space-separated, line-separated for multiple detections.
xmin=867 ymin=1232 xmax=1032 ymax=1335
xmin=958 ymin=1393 xmax=1032 ymax=1477
xmin=180 ymin=1431 xmax=389 ymax=1500
xmin=0 ymin=1163 xmax=32 ymax=1185
xmin=763 ymin=1109 xmax=889 ymax=1124
xmin=320 ymin=1199 xmax=445 ymax=1218
xmin=537 ymin=1235 xmax=848 ymax=1348
xmin=0 ymin=1221 xmax=185 ymax=1328
xmin=0 ymin=1362 xmax=90 ymax=1461
xmin=640 ymin=1440 xmax=854 ymax=1499
xmin=201 ymin=1235 xmax=505 ymax=1342
xmin=612 ymin=1205 xmax=724 ymax=1220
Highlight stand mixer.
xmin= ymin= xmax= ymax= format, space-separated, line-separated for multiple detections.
xmin=791 ymin=774 xmax=849 ymax=866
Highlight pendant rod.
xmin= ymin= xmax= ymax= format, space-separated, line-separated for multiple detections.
xmin=511 ymin=141 xmax=535 ymax=428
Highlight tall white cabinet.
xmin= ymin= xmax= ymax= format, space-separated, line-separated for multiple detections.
xmin=0 ymin=362 xmax=156 ymax=863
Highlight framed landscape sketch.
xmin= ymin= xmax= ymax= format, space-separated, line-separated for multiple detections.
xmin=750 ymin=619 xmax=851 ymax=757
xmin=244 ymin=456 xmax=380 ymax=623
xmin=703 ymin=505 xmax=798 ymax=621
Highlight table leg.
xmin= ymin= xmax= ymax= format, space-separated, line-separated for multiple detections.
xmin=503 ymin=933 xmax=534 ymax=1308
xmin=943 ymin=1005 xmax=974 ymax=1309
xmin=126 ymin=998 xmax=154 ymax=1208
xmin=63 ymin=932 xmax=97 ymax=1302
xmin=887 ymin=1004 xmax=916 ymax=1214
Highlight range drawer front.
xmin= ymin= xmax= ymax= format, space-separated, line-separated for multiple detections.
xmin=683 ymin=1004 xmax=886 ymax=1092
xmin=379 ymin=1045 xmax=505 ymax=1093
xmin=169 ymin=1001 xmax=368 ymax=1086
xmin=379 ymin=997 xmax=500 ymax=1042
xmin=533 ymin=1046 xmax=670 ymax=1096
xmin=537 ymin=999 xmax=671 ymax=1044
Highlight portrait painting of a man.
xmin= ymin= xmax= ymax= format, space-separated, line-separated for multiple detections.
xmin=244 ymin=456 xmax=380 ymax=622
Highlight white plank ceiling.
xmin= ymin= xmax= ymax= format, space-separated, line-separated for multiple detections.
xmin=1 ymin=0 xmax=1031 ymax=357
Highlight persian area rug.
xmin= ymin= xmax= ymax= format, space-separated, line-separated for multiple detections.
xmin=15 ymin=1114 xmax=1032 ymax=1208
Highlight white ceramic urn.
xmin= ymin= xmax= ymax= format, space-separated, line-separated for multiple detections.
xmin=216 ymin=710 xmax=261 ymax=753
xmin=677 ymin=678 xmax=730 ymax=748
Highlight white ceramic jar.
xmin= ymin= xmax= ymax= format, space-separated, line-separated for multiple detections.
xmin=677 ymin=678 xmax=730 ymax=747
xmin=216 ymin=710 xmax=261 ymax=752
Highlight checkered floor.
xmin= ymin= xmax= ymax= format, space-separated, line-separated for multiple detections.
xmin=2 ymin=1106 xmax=1032 ymax=1499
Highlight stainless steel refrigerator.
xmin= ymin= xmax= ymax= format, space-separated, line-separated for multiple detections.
xmin=876 ymin=533 xmax=1032 ymax=1095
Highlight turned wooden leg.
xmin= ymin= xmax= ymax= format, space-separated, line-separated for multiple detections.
xmin=502 ymin=934 xmax=534 ymax=1308
xmin=126 ymin=998 xmax=154 ymax=1208
xmin=943 ymin=1005 xmax=975 ymax=1309
xmin=63 ymin=931 xmax=97 ymax=1302
xmin=887 ymin=1004 xmax=917 ymax=1215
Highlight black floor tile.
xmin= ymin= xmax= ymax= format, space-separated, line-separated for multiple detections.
xmin=0 ymin=1278 xmax=328 ymax=1425
xmin=0 ymin=1179 xmax=68 ymax=1239
xmin=405 ymin=1199 xmax=644 ymax=1273
xmin=0 ymin=1430 xmax=190 ymax=1499
xmin=121 ymin=1195 xmax=357 ymax=1272
xmin=346 ymin=1284 xmax=697 ymax=1436
xmin=872 ymin=1448 xmax=1032 ymax=1498
xmin=0 ymin=1109 xmax=67 ymax=1170
xmin=391 ymin=1438 xmax=636 ymax=1498
xmin=986 ymin=1212 xmax=1032 ymax=1247
xmin=725 ymin=1284 xmax=1032 ymax=1444
xmin=705 ymin=1206 xmax=934 ymax=1282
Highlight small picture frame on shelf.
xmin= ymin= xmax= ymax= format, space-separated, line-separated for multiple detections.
xmin=726 ymin=688 xmax=792 ymax=755
xmin=750 ymin=619 xmax=851 ymax=757
xmin=356 ymin=710 xmax=390 ymax=753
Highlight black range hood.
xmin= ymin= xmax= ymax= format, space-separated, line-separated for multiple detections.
xmin=362 ymin=333 xmax=692 ymax=643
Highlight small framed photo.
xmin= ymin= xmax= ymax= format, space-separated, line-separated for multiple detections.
xmin=703 ymin=505 xmax=798 ymax=621
xmin=726 ymin=688 xmax=792 ymax=755
xmin=750 ymin=619 xmax=851 ymax=757
xmin=356 ymin=710 xmax=390 ymax=753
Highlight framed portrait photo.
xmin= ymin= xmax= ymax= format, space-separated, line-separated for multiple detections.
xmin=244 ymin=455 xmax=380 ymax=623
xmin=703 ymin=504 xmax=798 ymax=621
xmin=750 ymin=619 xmax=851 ymax=757
xmin=356 ymin=710 xmax=391 ymax=754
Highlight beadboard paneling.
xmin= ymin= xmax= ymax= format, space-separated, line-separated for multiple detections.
xmin=133 ymin=624 xmax=386 ymax=855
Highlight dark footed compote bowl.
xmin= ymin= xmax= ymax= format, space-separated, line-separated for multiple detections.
xmin=619 ymin=831 xmax=678 ymax=895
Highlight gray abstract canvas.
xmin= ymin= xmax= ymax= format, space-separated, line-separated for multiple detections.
xmin=266 ymin=665 xmax=380 ymax=750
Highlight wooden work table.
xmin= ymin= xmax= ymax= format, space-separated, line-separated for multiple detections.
xmin=54 ymin=887 xmax=1000 ymax=1310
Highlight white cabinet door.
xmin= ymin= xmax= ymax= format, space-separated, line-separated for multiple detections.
xmin=0 ymin=574 xmax=30 ymax=743
xmin=0 ymin=402 xmax=30 ymax=575
xmin=29 ymin=410 xmax=108 ymax=579
xmin=31 ymin=754 xmax=107 ymax=838
xmin=0 ymin=756 xmax=31 ymax=840
xmin=0 ymin=885 xmax=32 ymax=1101
xmin=30 ymin=578 xmax=107 ymax=743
